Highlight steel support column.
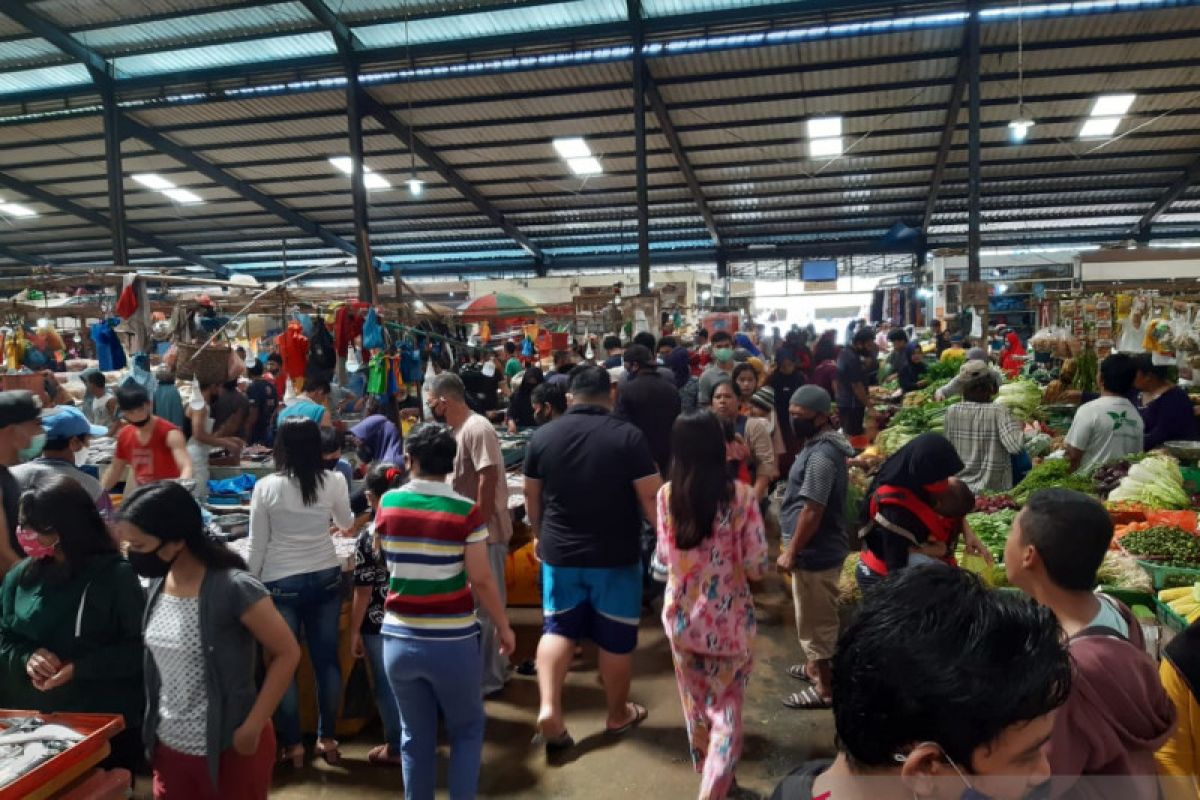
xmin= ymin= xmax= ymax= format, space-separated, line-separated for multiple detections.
xmin=345 ymin=78 xmax=376 ymax=304
xmin=98 ymin=82 xmax=129 ymax=266
xmin=966 ymin=0 xmax=982 ymax=285
xmin=629 ymin=0 xmax=651 ymax=296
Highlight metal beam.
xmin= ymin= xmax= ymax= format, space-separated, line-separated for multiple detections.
xmin=295 ymin=0 xmax=358 ymax=54
xmin=1 ymin=1 xmax=112 ymax=78
xmin=924 ymin=30 xmax=970 ymax=234
xmin=1132 ymin=154 xmax=1200 ymax=241
xmin=0 ymin=244 xmax=56 ymax=268
xmin=119 ymin=115 xmax=381 ymax=272
xmin=0 ymin=170 xmax=229 ymax=275
xmin=966 ymin=0 xmax=982 ymax=285
xmin=644 ymin=70 xmax=720 ymax=247
xmin=359 ymin=93 xmax=545 ymax=262
xmin=99 ymin=83 xmax=129 ymax=266
xmin=629 ymin=0 xmax=651 ymax=295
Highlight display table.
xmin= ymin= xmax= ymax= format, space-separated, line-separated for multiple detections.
xmin=0 ymin=710 xmax=124 ymax=800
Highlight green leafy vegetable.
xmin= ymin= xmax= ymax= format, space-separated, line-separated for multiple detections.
xmin=1011 ymin=459 xmax=1095 ymax=504
xmin=965 ymin=509 xmax=1017 ymax=561
xmin=1107 ymin=455 xmax=1191 ymax=510
xmin=1119 ymin=525 xmax=1200 ymax=568
xmin=996 ymin=379 xmax=1043 ymax=422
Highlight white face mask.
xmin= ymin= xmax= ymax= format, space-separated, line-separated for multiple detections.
xmin=75 ymin=447 xmax=89 ymax=468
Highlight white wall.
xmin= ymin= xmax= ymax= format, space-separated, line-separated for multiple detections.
xmin=750 ymin=275 xmax=884 ymax=339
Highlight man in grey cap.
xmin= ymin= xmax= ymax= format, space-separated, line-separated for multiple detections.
xmin=0 ymin=390 xmax=49 ymax=575
xmin=934 ymin=346 xmax=1004 ymax=401
xmin=776 ymin=385 xmax=855 ymax=710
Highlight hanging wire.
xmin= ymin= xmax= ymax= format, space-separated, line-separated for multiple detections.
xmin=1016 ymin=0 xmax=1025 ymax=118
xmin=405 ymin=4 xmax=417 ymax=184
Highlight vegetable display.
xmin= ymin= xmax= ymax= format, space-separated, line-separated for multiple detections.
xmin=1119 ymin=525 xmax=1200 ymax=568
xmin=875 ymin=398 xmax=959 ymax=455
xmin=965 ymin=509 xmax=1017 ymax=561
xmin=1158 ymin=584 xmax=1200 ymax=624
xmin=924 ymin=355 xmax=965 ymax=384
xmin=1072 ymin=346 xmax=1098 ymax=395
xmin=1107 ymin=456 xmax=1191 ymax=510
xmin=995 ymin=379 xmax=1043 ymax=422
xmin=1093 ymin=460 xmax=1132 ymax=497
xmin=975 ymin=494 xmax=1019 ymax=513
xmin=1011 ymin=459 xmax=1096 ymax=504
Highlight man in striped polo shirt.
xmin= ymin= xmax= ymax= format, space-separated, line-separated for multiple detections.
xmin=377 ymin=423 xmax=515 ymax=799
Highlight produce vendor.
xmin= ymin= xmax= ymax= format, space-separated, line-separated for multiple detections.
xmin=934 ymin=348 xmax=1003 ymax=401
xmin=999 ymin=329 xmax=1028 ymax=379
xmin=942 ymin=361 xmax=1025 ymax=493
xmin=856 ymin=433 xmax=992 ymax=591
xmin=1064 ymin=353 xmax=1144 ymax=474
xmin=1134 ymin=353 xmax=1199 ymax=450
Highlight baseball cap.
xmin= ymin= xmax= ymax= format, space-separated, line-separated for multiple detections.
xmin=959 ymin=360 xmax=993 ymax=384
xmin=966 ymin=347 xmax=989 ymax=362
xmin=43 ymin=405 xmax=106 ymax=439
xmin=790 ymin=385 xmax=832 ymax=415
xmin=0 ymin=391 xmax=41 ymax=428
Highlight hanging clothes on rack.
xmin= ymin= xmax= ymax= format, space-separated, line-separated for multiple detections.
xmin=308 ymin=317 xmax=336 ymax=375
xmin=90 ymin=319 xmax=126 ymax=372
xmin=276 ymin=320 xmax=309 ymax=390
xmin=334 ymin=302 xmax=369 ymax=358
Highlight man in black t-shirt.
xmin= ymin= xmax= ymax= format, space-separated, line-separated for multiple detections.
xmin=243 ymin=360 xmax=279 ymax=446
xmin=524 ymin=367 xmax=660 ymax=751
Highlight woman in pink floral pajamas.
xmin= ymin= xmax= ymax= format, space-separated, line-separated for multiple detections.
xmin=656 ymin=411 xmax=769 ymax=800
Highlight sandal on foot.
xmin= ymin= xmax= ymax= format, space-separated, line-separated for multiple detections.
xmin=279 ymin=744 xmax=305 ymax=768
xmin=782 ymin=687 xmax=831 ymax=709
xmin=314 ymin=739 xmax=341 ymax=766
xmin=787 ymin=664 xmax=814 ymax=684
xmin=531 ymin=727 xmax=574 ymax=755
xmin=605 ymin=702 xmax=648 ymax=735
xmin=367 ymin=744 xmax=402 ymax=766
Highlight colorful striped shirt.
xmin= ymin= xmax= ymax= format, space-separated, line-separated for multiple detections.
xmin=378 ymin=479 xmax=488 ymax=640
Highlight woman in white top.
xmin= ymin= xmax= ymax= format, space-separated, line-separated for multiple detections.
xmin=248 ymin=417 xmax=354 ymax=767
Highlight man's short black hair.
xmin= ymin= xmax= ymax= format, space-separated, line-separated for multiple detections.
xmin=115 ymin=383 xmax=150 ymax=411
xmin=888 ymin=328 xmax=909 ymax=344
xmin=853 ymin=328 xmax=876 ymax=345
xmin=632 ymin=332 xmax=657 ymax=351
xmin=696 ymin=328 xmax=709 ymax=339
xmin=267 ymin=352 xmax=283 ymax=365
xmin=247 ymin=359 xmax=264 ymax=377
xmin=569 ymin=365 xmax=611 ymax=400
xmin=320 ymin=427 xmax=344 ymax=455
xmin=305 ymin=374 xmax=332 ymax=395
xmin=84 ymin=370 xmax=106 ymax=389
xmin=658 ymin=336 xmax=678 ymax=351
xmin=1133 ymin=352 xmax=1173 ymax=383
xmin=1019 ymin=489 xmax=1113 ymax=591
xmin=710 ymin=330 xmax=732 ymax=346
xmin=405 ymin=422 xmax=457 ymax=476
xmin=504 ymin=341 xmax=516 ymax=355
xmin=531 ymin=382 xmax=566 ymax=414
xmin=833 ymin=566 xmax=1071 ymax=769
xmin=1100 ymin=352 xmax=1138 ymax=396
xmin=603 ymin=335 xmax=622 ymax=351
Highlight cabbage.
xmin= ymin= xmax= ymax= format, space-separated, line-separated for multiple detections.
xmin=1108 ymin=455 xmax=1191 ymax=509
xmin=995 ymin=379 xmax=1043 ymax=421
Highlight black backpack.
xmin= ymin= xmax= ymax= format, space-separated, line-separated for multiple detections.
xmin=309 ymin=318 xmax=336 ymax=372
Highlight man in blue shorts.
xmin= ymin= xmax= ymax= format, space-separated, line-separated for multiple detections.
xmin=524 ymin=366 xmax=661 ymax=753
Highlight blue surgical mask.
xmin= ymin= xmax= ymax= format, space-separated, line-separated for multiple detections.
xmin=19 ymin=433 xmax=46 ymax=462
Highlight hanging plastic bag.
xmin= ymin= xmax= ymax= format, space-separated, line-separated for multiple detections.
xmin=422 ymin=356 xmax=436 ymax=421
xmin=521 ymin=336 xmax=534 ymax=358
xmin=482 ymin=360 xmax=496 ymax=378
xmin=362 ymin=308 xmax=383 ymax=350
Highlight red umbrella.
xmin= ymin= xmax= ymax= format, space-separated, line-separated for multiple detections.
xmin=458 ymin=292 xmax=544 ymax=320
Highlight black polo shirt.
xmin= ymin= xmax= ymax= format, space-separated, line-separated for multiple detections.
xmin=524 ymin=405 xmax=658 ymax=568
xmin=614 ymin=369 xmax=682 ymax=477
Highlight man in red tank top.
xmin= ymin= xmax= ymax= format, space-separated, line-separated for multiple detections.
xmin=100 ymin=384 xmax=192 ymax=492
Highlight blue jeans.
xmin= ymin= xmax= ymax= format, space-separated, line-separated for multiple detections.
xmin=266 ymin=566 xmax=344 ymax=746
xmin=384 ymin=635 xmax=485 ymax=800
xmin=362 ymin=633 xmax=403 ymax=751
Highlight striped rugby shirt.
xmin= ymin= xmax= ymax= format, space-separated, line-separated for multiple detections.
xmin=378 ymin=479 xmax=489 ymax=640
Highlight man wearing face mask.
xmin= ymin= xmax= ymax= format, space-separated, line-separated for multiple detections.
xmin=531 ymin=382 xmax=566 ymax=426
xmin=771 ymin=567 xmax=1072 ymax=800
xmin=698 ymin=330 xmax=738 ymax=406
xmin=837 ymin=328 xmax=876 ymax=443
xmin=776 ymin=386 xmax=854 ymax=710
xmin=13 ymin=405 xmax=111 ymax=514
xmin=101 ymin=384 xmax=192 ymax=493
xmin=0 ymin=391 xmax=48 ymax=574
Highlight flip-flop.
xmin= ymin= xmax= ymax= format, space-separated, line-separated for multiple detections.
xmin=787 ymin=664 xmax=814 ymax=684
xmin=531 ymin=728 xmax=575 ymax=755
xmin=782 ymin=687 xmax=831 ymax=710
xmin=366 ymin=744 xmax=402 ymax=766
xmin=605 ymin=702 xmax=648 ymax=735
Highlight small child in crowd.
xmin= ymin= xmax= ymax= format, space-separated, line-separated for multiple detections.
xmin=907 ymin=478 xmax=978 ymax=568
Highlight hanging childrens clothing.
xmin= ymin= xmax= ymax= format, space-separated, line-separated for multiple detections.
xmin=90 ymin=319 xmax=127 ymax=371
xmin=308 ymin=317 xmax=336 ymax=374
xmin=276 ymin=321 xmax=309 ymax=389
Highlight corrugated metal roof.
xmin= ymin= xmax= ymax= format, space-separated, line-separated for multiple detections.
xmin=353 ymin=0 xmax=626 ymax=50
xmin=27 ymin=0 xmax=238 ymax=29
xmin=113 ymin=32 xmax=337 ymax=77
xmin=79 ymin=2 xmax=317 ymax=55
xmin=0 ymin=37 xmax=70 ymax=70
xmin=0 ymin=63 xmax=92 ymax=96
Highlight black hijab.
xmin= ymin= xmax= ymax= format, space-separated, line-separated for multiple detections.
xmin=861 ymin=433 xmax=964 ymax=522
xmin=1166 ymin=623 xmax=1200 ymax=702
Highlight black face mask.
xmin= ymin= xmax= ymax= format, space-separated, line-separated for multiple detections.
xmin=534 ymin=407 xmax=551 ymax=426
xmin=128 ymin=415 xmax=152 ymax=428
xmin=792 ymin=417 xmax=819 ymax=440
xmin=127 ymin=544 xmax=176 ymax=579
xmin=323 ymin=458 xmax=340 ymax=471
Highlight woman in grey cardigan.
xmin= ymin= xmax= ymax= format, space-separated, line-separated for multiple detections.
xmin=118 ymin=481 xmax=300 ymax=797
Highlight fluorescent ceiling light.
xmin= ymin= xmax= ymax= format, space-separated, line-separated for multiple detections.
xmin=566 ymin=156 xmax=603 ymax=175
xmin=0 ymin=202 xmax=37 ymax=218
xmin=553 ymin=137 xmax=592 ymax=159
xmin=328 ymin=156 xmax=354 ymax=174
xmin=1008 ymin=118 xmax=1034 ymax=142
xmin=806 ymin=116 xmax=842 ymax=139
xmin=1090 ymin=94 xmax=1136 ymax=117
xmin=363 ymin=173 xmax=390 ymax=190
xmin=1079 ymin=117 xmax=1120 ymax=138
xmin=809 ymin=137 xmax=844 ymax=158
xmin=132 ymin=173 xmax=174 ymax=190
xmin=163 ymin=188 xmax=203 ymax=204
xmin=407 ymin=178 xmax=424 ymax=196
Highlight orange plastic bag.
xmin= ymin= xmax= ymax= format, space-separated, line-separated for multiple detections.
xmin=1146 ymin=511 xmax=1199 ymax=532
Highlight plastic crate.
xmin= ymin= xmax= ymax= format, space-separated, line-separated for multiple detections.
xmin=0 ymin=710 xmax=125 ymax=800
xmin=1134 ymin=559 xmax=1200 ymax=590
xmin=1156 ymin=598 xmax=1192 ymax=634
xmin=1182 ymin=467 xmax=1200 ymax=495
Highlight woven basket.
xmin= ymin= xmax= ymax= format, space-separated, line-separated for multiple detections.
xmin=176 ymin=341 xmax=231 ymax=384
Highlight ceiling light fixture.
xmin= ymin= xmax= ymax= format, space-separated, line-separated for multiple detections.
xmin=132 ymin=173 xmax=204 ymax=204
xmin=132 ymin=173 xmax=173 ymax=190
xmin=1008 ymin=0 xmax=1035 ymax=143
xmin=806 ymin=116 xmax=844 ymax=159
xmin=1079 ymin=117 xmax=1121 ymax=138
xmin=328 ymin=156 xmax=391 ymax=190
xmin=407 ymin=178 xmax=424 ymax=196
xmin=0 ymin=201 xmax=37 ymax=218
xmin=163 ymin=188 xmax=203 ymax=204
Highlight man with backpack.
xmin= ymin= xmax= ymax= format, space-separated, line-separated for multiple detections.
xmin=1006 ymin=488 xmax=1175 ymax=799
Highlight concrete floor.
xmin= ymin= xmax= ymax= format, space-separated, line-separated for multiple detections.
xmin=266 ymin=574 xmax=837 ymax=800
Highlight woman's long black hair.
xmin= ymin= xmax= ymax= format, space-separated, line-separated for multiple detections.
xmin=19 ymin=476 xmax=116 ymax=585
xmin=274 ymin=416 xmax=326 ymax=506
xmin=118 ymin=481 xmax=247 ymax=571
xmin=668 ymin=411 xmax=734 ymax=550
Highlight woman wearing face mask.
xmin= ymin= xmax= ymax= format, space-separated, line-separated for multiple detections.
xmin=120 ymin=481 xmax=301 ymax=799
xmin=247 ymin=417 xmax=354 ymax=767
xmin=506 ymin=367 xmax=543 ymax=433
xmin=710 ymin=378 xmax=777 ymax=503
xmin=0 ymin=476 xmax=146 ymax=772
